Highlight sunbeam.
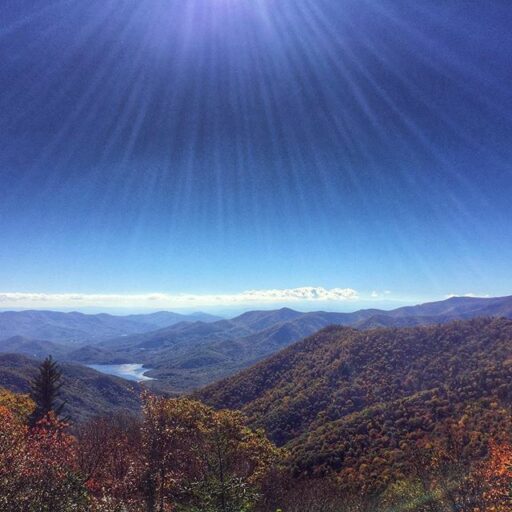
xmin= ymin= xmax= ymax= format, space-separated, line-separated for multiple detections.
xmin=0 ymin=0 xmax=511 ymax=297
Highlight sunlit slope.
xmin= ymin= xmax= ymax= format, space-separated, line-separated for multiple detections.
xmin=2 ymin=296 xmax=512 ymax=394
xmin=200 ymin=317 xmax=512 ymax=489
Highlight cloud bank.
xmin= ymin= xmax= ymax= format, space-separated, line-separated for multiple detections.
xmin=0 ymin=287 xmax=359 ymax=309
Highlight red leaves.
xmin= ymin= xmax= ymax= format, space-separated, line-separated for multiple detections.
xmin=0 ymin=409 xmax=85 ymax=511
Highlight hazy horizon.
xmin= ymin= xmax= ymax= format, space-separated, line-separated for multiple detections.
xmin=0 ymin=291 xmax=501 ymax=317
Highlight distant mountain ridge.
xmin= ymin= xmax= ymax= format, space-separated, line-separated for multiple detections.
xmin=0 ymin=309 xmax=222 ymax=343
xmin=69 ymin=294 xmax=512 ymax=391
xmin=1 ymin=295 xmax=511 ymax=392
xmin=0 ymin=336 xmax=70 ymax=360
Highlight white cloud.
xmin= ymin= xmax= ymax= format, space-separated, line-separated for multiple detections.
xmin=444 ymin=293 xmax=490 ymax=299
xmin=370 ymin=290 xmax=392 ymax=299
xmin=0 ymin=286 xmax=359 ymax=309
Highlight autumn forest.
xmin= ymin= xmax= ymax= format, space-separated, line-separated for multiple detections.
xmin=1 ymin=318 xmax=511 ymax=511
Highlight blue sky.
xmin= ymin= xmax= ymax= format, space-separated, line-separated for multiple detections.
xmin=1 ymin=0 xmax=511 ymax=311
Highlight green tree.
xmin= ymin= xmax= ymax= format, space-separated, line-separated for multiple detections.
xmin=30 ymin=355 xmax=66 ymax=425
xmin=141 ymin=394 xmax=280 ymax=512
xmin=185 ymin=409 xmax=280 ymax=512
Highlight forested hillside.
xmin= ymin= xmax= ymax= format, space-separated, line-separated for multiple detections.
xmin=0 ymin=320 xmax=511 ymax=510
xmin=200 ymin=317 xmax=512 ymax=491
xmin=2 ymin=296 xmax=512 ymax=393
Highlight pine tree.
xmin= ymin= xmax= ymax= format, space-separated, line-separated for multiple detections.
xmin=30 ymin=355 xmax=66 ymax=425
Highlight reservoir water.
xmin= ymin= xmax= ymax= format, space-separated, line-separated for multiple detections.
xmin=87 ymin=363 xmax=154 ymax=382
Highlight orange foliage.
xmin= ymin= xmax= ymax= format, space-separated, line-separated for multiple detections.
xmin=476 ymin=441 xmax=512 ymax=511
xmin=201 ymin=318 xmax=512 ymax=493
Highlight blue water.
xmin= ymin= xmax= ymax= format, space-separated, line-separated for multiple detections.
xmin=87 ymin=363 xmax=154 ymax=382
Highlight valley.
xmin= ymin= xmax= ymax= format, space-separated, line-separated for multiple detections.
xmin=3 ymin=1 xmax=510 ymax=508
xmin=2 ymin=294 xmax=511 ymax=393
xmin=0 ymin=353 xmax=142 ymax=421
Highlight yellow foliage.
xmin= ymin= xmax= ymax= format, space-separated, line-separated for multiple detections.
xmin=0 ymin=387 xmax=35 ymax=423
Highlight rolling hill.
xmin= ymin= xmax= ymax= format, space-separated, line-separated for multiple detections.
xmin=199 ymin=317 xmax=512 ymax=491
xmin=0 ymin=335 xmax=70 ymax=360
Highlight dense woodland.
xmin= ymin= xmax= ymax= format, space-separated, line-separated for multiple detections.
xmin=0 ymin=318 xmax=511 ymax=510
xmin=1 ymin=386 xmax=511 ymax=511
xmin=200 ymin=318 xmax=512 ymax=493
xmin=0 ymin=385 xmax=281 ymax=512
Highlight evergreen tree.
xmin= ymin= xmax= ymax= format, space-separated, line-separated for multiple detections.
xmin=30 ymin=355 xmax=66 ymax=425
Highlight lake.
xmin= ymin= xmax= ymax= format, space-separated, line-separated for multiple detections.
xmin=87 ymin=363 xmax=155 ymax=382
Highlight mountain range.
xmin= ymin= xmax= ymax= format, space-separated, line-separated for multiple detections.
xmin=0 ymin=295 xmax=511 ymax=393
xmin=0 ymin=309 xmax=221 ymax=343
xmin=71 ymin=294 xmax=512 ymax=391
